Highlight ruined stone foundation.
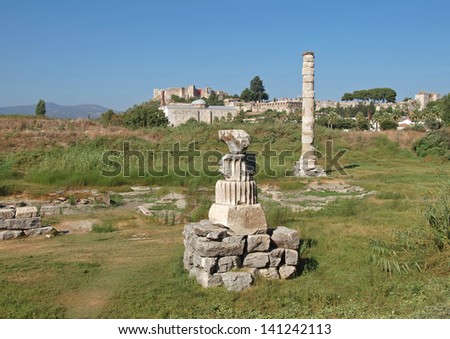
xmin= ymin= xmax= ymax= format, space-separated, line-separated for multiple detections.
xmin=0 ymin=206 xmax=55 ymax=240
xmin=183 ymin=221 xmax=300 ymax=292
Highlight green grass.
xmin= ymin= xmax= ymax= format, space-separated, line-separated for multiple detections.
xmin=92 ymin=222 xmax=116 ymax=233
xmin=0 ymin=121 xmax=449 ymax=318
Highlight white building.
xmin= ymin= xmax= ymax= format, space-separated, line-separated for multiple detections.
xmin=161 ymin=99 xmax=239 ymax=127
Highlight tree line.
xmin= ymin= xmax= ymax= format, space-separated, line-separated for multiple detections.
xmin=342 ymin=88 xmax=397 ymax=103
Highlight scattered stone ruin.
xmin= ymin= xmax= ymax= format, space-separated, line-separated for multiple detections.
xmin=183 ymin=130 xmax=300 ymax=291
xmin=0 ymin=206 xmax=55 ymax=241
xmin=295 ymin=51 xmax=326 ymax=177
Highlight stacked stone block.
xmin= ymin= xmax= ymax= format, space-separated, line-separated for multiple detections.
xmin=295 ymin=51 xmax=326 ymax=177
xmin=0 ymin=206 xmax=54 ymax=241
xmin=183 ymin=220 xmax=300 ymax=292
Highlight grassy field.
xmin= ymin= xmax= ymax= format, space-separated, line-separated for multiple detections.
xmin=0 ymin=117 xmax=449 ymax=318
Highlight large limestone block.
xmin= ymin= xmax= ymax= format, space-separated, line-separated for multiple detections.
xmin=193 ymin=253 xmax=217 ymax=274
xmin=301 ymin=135 xmax=313 ymax=144
xmin=279 ymin=265 xmax=297 ymax=279
xmin=269 ymin=248 xmax=285 ymax=267
xmin=217 ymin=256 xmax=242 ymax=273
xmin=247 ymin=234 xmax=270 ymax=252
xmin=183 ymin=245 xmax=195 ymax=270
xmin=303 ymin=82 xmax=314 ymax=91
xmin=271 ymin=226 xmax=300 ymax=250
xmin=189 ymin=267 xmax=222 ymax=288
xmin=15 ymin=206 xmax=38 ymax=218
xmin=24 ymin=226 xmax=55 ymax=237
xmin=302 ymin=90 xmax=315 ymax=98
xmin=39 ymin=205 xmax=60 ymax=216
xmin=302 ymin=67 xmax=315 ymax=76
xmin=220 ymin=272 xmax=253 ymax=292
xmin=0 ymin=230 xmax=24 ymax=241
xmin=259 ymin=268 xmax=280 ymax=279
xmin=194 ymin=236 xmax=245 ymax=257
xmin=5 ymin=217 xmax=41 ymax=230
xmin=303 ymin=75 xmax=314 ymax=83
xmin=243 ymin=252 xmax=269 ymax=268
xmin=303 ymin=53 xmax=314 ymax=62
xmin=303 ymin=61 xmax=314 ymax=68
xmin=193 ymin=221 xmax=228 ymax=241
xmin=208 ymin=203 xmax=267 ymax=235
xmin=0 ymin=208 xmax=15 ymax=220
xmin=285 ymin=249 xmax=299 ymax=266
xmin=218 ymin=130 xmax=250 ymax=154
xmin=183 ymin=223 xmax=199 ymax=248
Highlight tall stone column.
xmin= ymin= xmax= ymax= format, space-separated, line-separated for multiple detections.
xmin=294 ymin=51 xmax=325 ymax=176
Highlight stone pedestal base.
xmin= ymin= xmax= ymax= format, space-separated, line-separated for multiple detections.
xmin=183 ymin=220 xmax=300 ymax=291
xmin=294 ymin=159 xmax=326 ymax=177
xmin=208 ymin=203 xmax=267 ymax=235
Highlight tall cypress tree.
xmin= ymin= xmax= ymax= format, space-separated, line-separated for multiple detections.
xmin=35 ymin=99 xmax=46 ymax=117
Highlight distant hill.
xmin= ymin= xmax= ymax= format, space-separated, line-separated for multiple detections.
xmin=0 ymin=102 xmax=114 ymax=119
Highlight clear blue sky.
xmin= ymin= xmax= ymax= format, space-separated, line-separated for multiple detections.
xmin=1 ymin=0 xmax=449 ymax=111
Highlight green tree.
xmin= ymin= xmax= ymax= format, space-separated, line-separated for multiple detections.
xmin=343 ymin=88 xmax=397 ymax=103
xmin=371 ymin=111 xmax=383 ymax=131
xmin=250 ymin=76 xmax=269 ymax=101
xmin=341 ymin=93 xmax=354 ymax=101
xmin=240 ymin=76 xmax=269 ymax=102
xmin=240 ymin=88 xmax=253 ymax=101
xmin=206 ymin=93 xmax=224 ymax=106
xmin=100 ymin=109 xmax=117 ymax=125
xmin=356 ymin=112 xmax=369 ymax=130
xmin=380 ymin=120 xmax=399 ymax=130
xmin=123 ymin=101 xmax=168 ymax=129
xmin=327 ymin=111 xmax=340 ymax=129
xmin=35 ymin=99 xmax=46 ymax=117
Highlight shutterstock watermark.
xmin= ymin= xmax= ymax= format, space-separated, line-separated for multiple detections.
xmin=101 ymin=141 xmax=348 ymax=178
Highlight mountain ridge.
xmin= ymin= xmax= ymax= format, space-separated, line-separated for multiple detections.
xmin=0 ymin=102 xmax=115 ymax=119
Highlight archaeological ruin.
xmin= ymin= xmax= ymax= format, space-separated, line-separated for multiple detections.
xmin=183 ymin=130 xmax=300 ymax=291
xmin=0 ymin=205 xmax=55 ymax=241
xmin=294 ymin=51 xmax=326 ymax=177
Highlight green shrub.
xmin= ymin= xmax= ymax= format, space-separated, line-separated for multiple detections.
xmin=110 ymin=194 xmax=124 ymax=206
xmin=413 ymin=129 xmax=450 ymax=159
xmin=422 ymin=181 xmax=450 ymax=251
xmin=68 ymin=195 xmax=77 ymax=206
xmin=424 ymin=118 xmax=442 ymax=130
xmin=92 ymin=223 xmax=116 ymax=233
xmin=380 ymin=120 xmax=398 ymax=130
xmin=370 ymin=179 xmax=449 ymax=274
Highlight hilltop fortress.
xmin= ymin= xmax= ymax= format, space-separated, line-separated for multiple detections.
xmin=153 ymin=84 xmax=441 ymax=127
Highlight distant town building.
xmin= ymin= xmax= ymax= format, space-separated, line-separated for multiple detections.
xmin=161 ymin=99 xmax=238 ymax=126
xmin=414 ymin=91 xmax=441 ymax=110
xmin=153 ymin=85 xmax=228 ymax=105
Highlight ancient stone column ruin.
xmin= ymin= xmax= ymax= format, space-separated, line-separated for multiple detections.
xmin=208 ymin=130 xmax=267 ymax=235
xmin=295 ymin=51 xmax=325 ymax=177
xmin=183 ymin=130 xmax=301 ymax=291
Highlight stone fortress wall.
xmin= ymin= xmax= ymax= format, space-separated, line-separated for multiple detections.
xmin=162 ymin=99 xmax=238 ymax=127
xmin=153 ymin=85 xmax=228 ymax=105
